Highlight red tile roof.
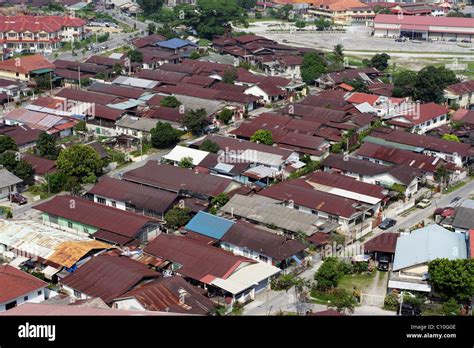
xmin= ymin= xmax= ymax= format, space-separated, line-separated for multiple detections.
xmin=0 ymin=54 xmax=54 ymax=74
xmin=0 ymin=15 xmax=85 ymax=33
xmin=397 ymin=102 xmax=448 ymax=125
xmin=374 ymin=13 xmax=474 ymax=28
xmin=61 ymin=255 xmax=160 ymax=303
xmin=144 ymin=234 xmax=255 ymax=282
xmin=347 ymin=92 xmax=380 ymax=105
xmin=0 ymin=265 xmax=47 ymax=304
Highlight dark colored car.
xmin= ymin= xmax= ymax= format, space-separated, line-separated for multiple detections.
xmin=378 ymin=218 xmax=396 ymax=230
xmin=450 ymin=196 xmax=461 ymax=204
xmin=461 ymin=39 xmax=471 ymax=43
xmin=9 ymin=193 xmax=28 ymax=205
xmin=378 ymin=255 xmax=390 ymax=271
xmin=400 ymin=303 xmax=421 ymax=316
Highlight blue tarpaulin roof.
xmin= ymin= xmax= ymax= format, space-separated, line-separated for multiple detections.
xmin=184 ymin=211 xmax=235 ymax=240
xmin=156 ymin=38 xmax=197 ymax=50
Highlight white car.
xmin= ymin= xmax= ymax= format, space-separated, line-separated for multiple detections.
xmin=416 ymin=199 xmax=432 ymax=209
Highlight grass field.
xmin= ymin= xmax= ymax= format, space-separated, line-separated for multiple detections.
xmin=338 ymin=271 xmax=377 ymax=292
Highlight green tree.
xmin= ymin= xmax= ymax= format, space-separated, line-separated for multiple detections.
xmin=373 ymin=5 xmax=392 ymax=14
xmin=199 ymin=139 xmax=220 ymax=153
xmin=414 ymin=66 xmax=458 ymax=103
xmin=222 ymin=67 xmax=238 ymax=84
xmin=250 ymin=129 xmax=273 ymax=145
xmin=428 ymin=258 xmax=474 ymax=301
xmin=435 ymin=164 xmax=450 ymax=187
xmin=164 ymin=206 xmax=192 ymax=229
xmin=195 ymin=0 xmax=248 ymax=39
xmin=13 ymin=160 xmax=33 ymax=183
xmin=44 ymin=172 xmax=69 ymax=194
xmin=442 ymin=134 xmax=460 ymax=142
xmin=160 ymin=96 xmax=181 ymax=108
xmin=127 ymin=49 xmax=143 ymax=63
xmin=295 ymin=20 xmax=306 ymax=29
xmin=138 ymin=0 xmax=164 ymax=15
xmin=36 ymin=132 xmax=59 ymax=160
xmin=327 ymin=289 xmax=357 ymax=314
xmin=182 ymin=108 xmax=208 ymax=135
xmin=211 ymin=192 xmax=229 ymax=210
xmin=237 ymin=0 xmax=256 ymax=9
xmin=150 ymin=121 xmax=180 ymax=149
xmin=34 ymin=74 xmax=52 ymax=92
xmin=217 ymin=108 xmax=233 ymax=125
xmin=147 ymin=23 xmax=156 ymax=35
xmin=74 ymin=120 xmax=87 ymax=132
xmin=392 ymin=70 xmax=417 ymax=98
xmin=345 ymin=77 xmax=369 ymax=93
xmin=370 ymin=53 xmax=391 ymax=71
xmin=441 ymin=298 xmax=460 ymax=316
xmin=332 ymin=44 xmax=345 ymax=65
xmin=178 ymin=156 xmax=194 ymax=168
xmin=0 ymin=150 xmax=18 ymax=172
xmin=56 ymin=144 xmax=102 ymax=184
xmin=0 ymin=135 xmax=18 ymax=154
xmin=300 ymin=52 xmax=327 ymax=84
xmin=189 ymin=51 xmax=201 ymax=60
xmin=314 ymin=17 xmax=331 ymax=31
xmin=276 ymin=4 xmax=293 ymax=20
xmin=446 ymin=10 xmax=468 ymax=17
xmin=113 ymin=63 xmax=123 ymax=76
xmin=314 ymin=257 xmax=343 ymax=289
xmin=156 ymin=24 xmax=177 ymax=39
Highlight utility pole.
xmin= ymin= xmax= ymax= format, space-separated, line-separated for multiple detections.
xmin=49 ymin=71 xmax=53 ymax=95
xmin=78 ymin=66 xmax=81 ymax=89
xmin=398 ymin=291 xmax=404 ymax=316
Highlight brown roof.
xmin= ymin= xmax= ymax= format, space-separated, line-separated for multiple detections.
xmin=258 ymin=179 xmax=360 ymax=218
xmin=47 ymin=240 xmax=110 ymax=268
xmin=446 ymin=80 xmax=474 ymax=96
xmin=89 ymin=177 xmax=178 ymax=215
xmin=146 ymin=106 xmax=184 ymax=123
xmin=115 ymin=276 xmax=215 ymax=315
xmin=34 ymin=195 xmax=158 ymax=242
xmin=0 ymin=265 xmax=47 ymax=303
xmin=307 ymin=232 xmax=331 ymax=246
xmin=277 ymin=103 xmax=347 ymax=124
xmin=132 ymin=34 xmax=166 ymax=48
xmin=92 ymin=104 xmax=125 ymax=121
xmin=22 ymin=154 xmax=56 ymax=176
xmin=0 ymin=124 xmax=42 ymax=146
xmin=55 ymin=88 xmax=118 ymax=105
xmin=364 ymin=233 xmax=399 ymax=253
xmin=61 ymin=255 xmax=160 ymax=303
xmin=182 ymin=75 xmax=216 ymax=87
xmin=370 ymin=128 xmax=472 ymax=157
xmin=145 ymin=234 xmax=254 ymax=283
xmin=88 ymin=82 xmax=146 ymax=99
xmin=397 ymin=102 xmax=448 ymax=125
xmin=278 ymin=132 xmax=326 ymax=151
xmin=135 ymin=69 xmax=187 ymax=85
xmin=221 ymin=221 xmax=306 ymax=262
xmin=85 ymin=55 xmax=124 ymax=67
xmin=123 ymin=162 xmax=234 ymax=198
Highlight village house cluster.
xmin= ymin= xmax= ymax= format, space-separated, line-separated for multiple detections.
xmin=0 ymin=0 xmax=473 ymax=318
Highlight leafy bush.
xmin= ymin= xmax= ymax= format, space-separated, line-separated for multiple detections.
xmin=384 ymin=293 xmax=398 ymax=311
xmin=271 ymin=273 xmax=298 ymax=291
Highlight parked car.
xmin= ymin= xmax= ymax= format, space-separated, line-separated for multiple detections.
xmin=100 ymin=44 xmax=109 ymax=50
xmin=450 ymin=196 xmax=461 ymax=204
xmin=395 ymin=37 xmax=406 ymax=42
xmin=378 ymin=218 xmax=397 ymax=230
xmin=378 ymin=255 xmax=390 ymax=271
xmin=8 ymin=192 xmax=28 ymax=205
xmin=400 ymin=303 xmax=422 ymax=316
xmin=448 ymin=38 xmax=457 ymax=42
xmin=416 ymin=199 xmax=432 ymax=209
xmin=461 ymin=39 xmax=471 ymax=43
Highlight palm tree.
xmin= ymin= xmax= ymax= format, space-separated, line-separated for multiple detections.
xmin=333 ymin=44 xmax=345 ymax=65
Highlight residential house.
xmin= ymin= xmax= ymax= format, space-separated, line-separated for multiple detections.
xmin=385 ymin=102 xmax=449 ymax=134
xmin=61 ymin=254 xmax=160 ymax=304
xmin=389 ymin=224 xmax=467 ymax=293
xmin=364 ymin=232 xmax=399 ymax=263
xmin=0 ymin=125 xmax=42 ymax=152
xmin=309 ymin=0 xmax=368 ymax=25
xmin=0 ymin=265 xmax=48 ymax=311
xmin=444 ymin=80 xmax=474 ymax=109
xmin=316 ymin=68 xmax=382 ymax=89
xmin=22 ymin=154 xmax=56 ymax=183
xmin=321 ymin=154 xmax=421 ymax=197
xmin=0 ymin=54 xmax=54 ymax=81
xmin=144 ymin=233 xmax=281 ymax=304
xmin=0 ymin=169 xmax=22 ymax=199
xmin=111 ymin=276 xmax=215 ymax=315
xmin=452 ymin=200 xmax=474 ymax=234
xmin=0 ymin=15 xmax=86 ymax=53
xmin=123 ymin=161 xmax=239 ymax=201
xmin=88 ymin=176 xmax=179 ymax=220
xmin=368 ymin=128 xmax=473 ymax=167
xmin=34 ymin=195 xmax=162 ymax=246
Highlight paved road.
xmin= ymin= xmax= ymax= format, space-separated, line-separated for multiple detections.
xmin=108 ymin=149 xmax=170 ymax=179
